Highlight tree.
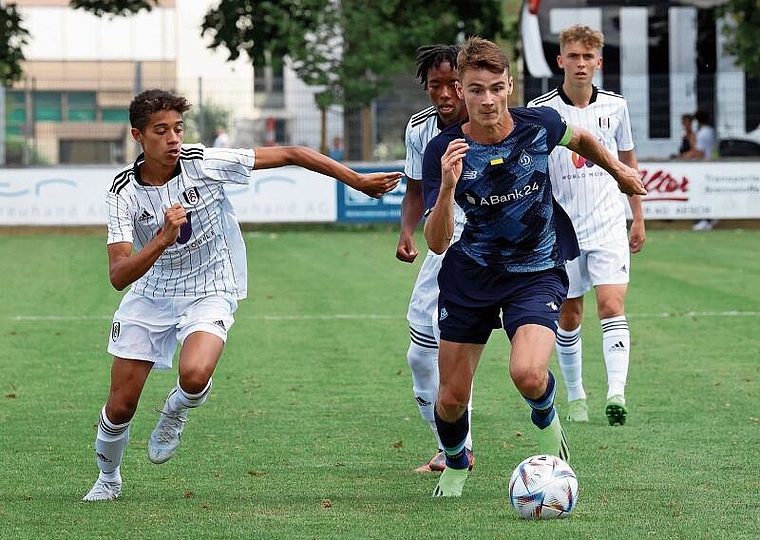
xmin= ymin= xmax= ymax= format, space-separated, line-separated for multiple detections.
xmin=201 ymin=0 xmax=506 ymax=158
xmin=69 ymin=0 xmax=156 ymax=18
xmin=71 ymin=0 xmax=507 ymax=157
xmin=716 ymin=0 xmax=760 ymax=78
xmin=0 ymin=3 xmax=30 ymax=85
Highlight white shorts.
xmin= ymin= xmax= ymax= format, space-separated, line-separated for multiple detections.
xmin=566 ymin=239 xmax=630 ymax=299
xmin=406 ymin=250 xmax=445 ymax=327
xmin=107 ymin=290 xmax=238 ymax=370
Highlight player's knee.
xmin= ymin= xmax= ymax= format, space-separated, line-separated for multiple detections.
xmin=105 ymin=399 xmax=138 ymax=425
xmin=437 ymin=387 xmax=468 ymax=417
xmin=407 ymin=343 xmax=437 ymax=377
xmin=597 ymin=301 xmax=624 ymax=320
xmin=510 ymin=367 xmax=545 ymax=398
xmin=179 ymin=370 xmax=212 ymax=395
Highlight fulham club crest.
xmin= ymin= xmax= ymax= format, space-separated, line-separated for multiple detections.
xmin=598 ymin=117 xmax=611 ymax=130
xmin=182 ymin=187 xmax=200 ymax=205
xmin=111 ymin=322 xmax=121 ymax=342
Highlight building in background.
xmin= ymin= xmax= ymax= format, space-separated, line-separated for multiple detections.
xmin=3 ymin=0 xmax=341 ymax=165
xmin=520 ymin=0 xmax=759 ymax=159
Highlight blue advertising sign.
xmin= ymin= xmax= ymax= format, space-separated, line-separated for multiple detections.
xmin=336 ymin=165 xmax=406 ymax=223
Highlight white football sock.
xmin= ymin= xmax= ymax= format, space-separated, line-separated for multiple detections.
xmin=556 ymin=325 xmax=585 ymax=402
xmin=94 ymin=405 xmax=129 ymax=481
xmin=601 ymin=316 xmax=630 ymax=399
xmin=166 ymin=377 xmax=212 ymax=413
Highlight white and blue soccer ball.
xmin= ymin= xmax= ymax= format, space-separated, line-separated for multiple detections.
xmin=508 ymin=454 xmax=579 ymax=519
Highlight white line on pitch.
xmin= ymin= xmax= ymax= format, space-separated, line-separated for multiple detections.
xmin=6 ymin=311 xmax=760 ymax=322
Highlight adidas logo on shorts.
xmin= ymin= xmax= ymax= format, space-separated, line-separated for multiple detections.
xmin=213 ymin=320 xmax=226 ymax=330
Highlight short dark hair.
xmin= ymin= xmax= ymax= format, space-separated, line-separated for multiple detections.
xmin=694 ymin=109 xmax=710 ymax=125
xmin=129 ymin=89 xmax=191 ymax=131
xmin=415 ymin=45 xmax=460 ymax=89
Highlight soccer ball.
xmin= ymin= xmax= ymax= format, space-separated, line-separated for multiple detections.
xmin=508 ymin=454 xmax=578 ymax=519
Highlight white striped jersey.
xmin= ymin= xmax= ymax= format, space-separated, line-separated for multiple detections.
xmin=404 ymin=106 xmax=466 ymax=326
xmin=527 ymin=86 xmax=634 ymax=248
xmin=404 ymin=106 xmax=466 ymax=238
xmin=106 ymin=144 xmax=254 ymax=299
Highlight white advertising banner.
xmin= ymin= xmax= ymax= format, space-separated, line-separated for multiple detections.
xmin=0 ymin=166 xmax=337 ymax=225
xmin=633 ymin=161 xmax=760 ymax=219
xmin=2 ymin=161 xmax=759 ymax=225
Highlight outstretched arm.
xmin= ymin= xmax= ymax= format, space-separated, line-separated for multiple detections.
xmin=252 ymin=146 xmax=401 ymax=198
xmin=565 ymin=127 xmax=647 ymax=197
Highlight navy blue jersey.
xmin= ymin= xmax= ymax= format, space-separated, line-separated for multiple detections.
xmin=422 ymin=106 xmax=579 ymax=273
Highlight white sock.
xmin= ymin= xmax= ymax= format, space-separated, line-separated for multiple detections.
xmin=94 ymin=405 xmax=128 ymax=482
xmin=601 ymin=316 xmax=630 ymax=399
xmin=556 ymin=325 xmax=585 ymax=402
xmin=166 ymin=377 xmax=212 ymax=413
xmin=408 ymin=328 xmax=473 ymax=451
xmin=407 ymin=334 xmax=442 ymax=448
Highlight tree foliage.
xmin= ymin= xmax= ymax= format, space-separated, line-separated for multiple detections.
xmin=201 ymin=0 xmax=506 ymax=107
xmin=69 ymin=0 xmax=157 ymax=18
xmin=0 ymin=4 xmax=30 ymax=85
xmin=716 ymin=0 xmax=760 ymax=78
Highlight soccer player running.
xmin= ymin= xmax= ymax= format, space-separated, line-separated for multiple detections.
xmin=396 ymin=44 xmax=474 ymax=473
xmin=83 ymin=89 xmax=401 ymax=501
xmin=422 ymin=37 xmax=646 ymax=497
xmin=527 ymin=25 xmax=645 ymax=426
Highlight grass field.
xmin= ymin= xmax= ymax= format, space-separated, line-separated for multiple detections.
xmin=1 ymin=227 xmax=759 ymax=539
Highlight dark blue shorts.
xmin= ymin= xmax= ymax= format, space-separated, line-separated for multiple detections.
xmin=437 ymin=249 xmax=568 ymax=344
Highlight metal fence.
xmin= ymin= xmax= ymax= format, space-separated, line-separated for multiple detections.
xmin=3 ymin=72 xmax=760 ymax=167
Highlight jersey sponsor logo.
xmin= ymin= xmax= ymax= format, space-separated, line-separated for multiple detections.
xmin=111 ymin=322 xmax=120 ymax=342
xmin=571 ymin=152 xmax=595 ymax=169
xmin=175 ymin=211 xmax=194 ymax=244
xmin=464 ymin=182 xmax=540 ymax=206
xmin=182 ymin=187 xmax=200 ymax=206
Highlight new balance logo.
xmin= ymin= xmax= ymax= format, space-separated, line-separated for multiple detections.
xmin=609 ymin=341 xmax=627 ymax=352
xmin=138 ymin=210 xmax=153 ymax=222
xmin=213 ymin=320 xmax=226 ymax=330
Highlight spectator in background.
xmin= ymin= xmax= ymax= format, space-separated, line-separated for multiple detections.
xmin=678 ymin=110 xmax=719 ymax=230
xmin=328 ymin=136 xmax=345 ymax=161
xmin=672 ymin=113 xmax=695 ymax=158
xmin=213 ymin=126 xmax=229 ymax=148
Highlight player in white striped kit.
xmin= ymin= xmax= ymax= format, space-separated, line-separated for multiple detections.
xmin=396 ymin=45 xmax=473 ymax=472
xmin=527 ymin=25 xmax=646 ymax=426
xmin=83 ymin=89 xmax=401 ymax=501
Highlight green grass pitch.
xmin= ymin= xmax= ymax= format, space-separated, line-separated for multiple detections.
xmin=1 ymin=227 xmax=758 ymax=539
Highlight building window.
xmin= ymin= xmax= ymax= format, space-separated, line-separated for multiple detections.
xmin=67 ymin=91 xmax=97 ymax=122
xmin=34 ymin=91 xmax=62 ymax=122
xmin=5 ymin=90 xmax=26 ymax=136
xmin=102 ymin=108 xmax=129 ymax=123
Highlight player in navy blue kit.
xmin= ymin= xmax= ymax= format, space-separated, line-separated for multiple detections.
xmin=422 ymin=37 xmax=646 ymax=497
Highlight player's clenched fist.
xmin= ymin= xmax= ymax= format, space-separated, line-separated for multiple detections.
xmin=159 ymin=203 xmax=187 ymax=246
